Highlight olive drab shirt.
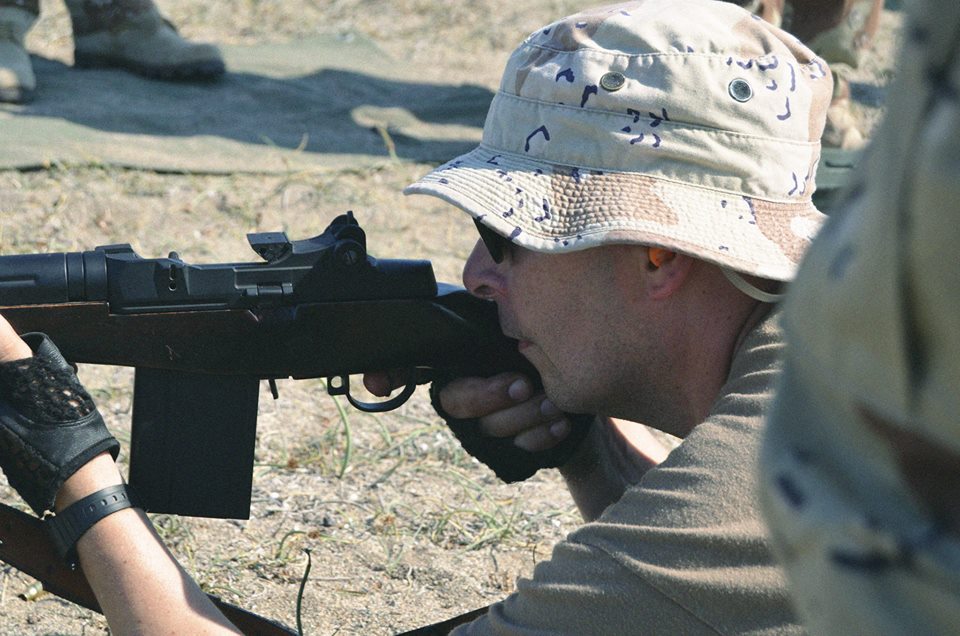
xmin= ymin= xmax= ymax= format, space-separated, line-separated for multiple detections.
xmin=458 ymin=313 xmax=802 ymax=635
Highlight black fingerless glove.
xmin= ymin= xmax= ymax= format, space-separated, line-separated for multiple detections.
xmin=429 ymin=374 xmax=594 ymax=483
xmin=0 ymin=333 xmax=120 ymax=516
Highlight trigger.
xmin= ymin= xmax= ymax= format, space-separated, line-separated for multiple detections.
xmin=325 ymin=372 xmax=418 ymax=413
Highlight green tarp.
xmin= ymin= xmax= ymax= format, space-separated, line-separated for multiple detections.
xmin=0 ymin=32 xmax=858 ymax=202
xmin=0 ymin=34 xmax=490 ymax=173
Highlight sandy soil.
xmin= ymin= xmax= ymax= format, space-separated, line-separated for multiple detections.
xmin=0 ymin=1 xmax=900 ymax=634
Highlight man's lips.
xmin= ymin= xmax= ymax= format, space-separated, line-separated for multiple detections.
xmin=501 ymin=329 xmax=531 ymax=351
xmin=499 ymin=315 xmax=530 ymax=351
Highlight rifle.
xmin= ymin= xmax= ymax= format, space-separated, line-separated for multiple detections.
xmin=0 ymin=212 xmax=538 ymax=520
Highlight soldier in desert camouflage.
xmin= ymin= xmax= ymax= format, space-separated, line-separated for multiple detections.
xmin=0 ymin=1 xmax=835 ymax=633
xmin=390 ymin=1 xmax=833 ymax=631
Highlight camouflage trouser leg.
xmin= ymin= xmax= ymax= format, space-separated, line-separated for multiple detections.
xmin=0 ymin=0 xmax=38 ymax=16
xmin=63 ymin=0 xmax=224 ymax=81
xmin=723 ymin=0 xmax=882 ymax=67
xmin=789 ymin=0 xmax=883 ymax=67
xmin=63 ymin=0 xmax=155 ymax=37
xmin=720 ymin=0 xmax=786 ymax=26
xmin=755 ymin=0 xmax=786 ymax=27
xmin=0 ymin=0 xmax=38 ymax=102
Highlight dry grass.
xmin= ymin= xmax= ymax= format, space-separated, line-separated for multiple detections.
xmin=0 ymin=1 xmax=899 ymax=633
xmin=1 ymin=5 xmax=580 ymax=623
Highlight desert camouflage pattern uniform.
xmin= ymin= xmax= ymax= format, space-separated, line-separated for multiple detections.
xmin=0 ymin=0 xmax=161 ymax=31
xmin=731 ymin=0 xmax=882 ymax=67
xmin=0 ymin=0 xmax=37 ymax=14
xmin=406 ymin=0 xmax=832 ymax=282
xmin=789 ymin=0 xmax=882 ymax=67
xmin=0 ymin=0 xmax=223 ymax=91
xmin=760 ymin=0 xmax=960 ymax=632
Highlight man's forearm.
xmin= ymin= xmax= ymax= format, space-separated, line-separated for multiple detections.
xmin=58 ymin=454 xmax=240 ymax=635
xmin=560 ymin=417 xmax=666 ymax=521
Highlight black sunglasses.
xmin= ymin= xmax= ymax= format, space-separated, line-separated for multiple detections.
xmin=473 ymin=218 xmax=510 ymax=264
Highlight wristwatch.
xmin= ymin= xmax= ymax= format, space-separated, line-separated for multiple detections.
xmin=45 ymin=483 xmax=141 ymax=567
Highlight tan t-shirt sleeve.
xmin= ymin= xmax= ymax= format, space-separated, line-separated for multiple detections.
xmin=456 ymin=315 xmax=801 ymax=635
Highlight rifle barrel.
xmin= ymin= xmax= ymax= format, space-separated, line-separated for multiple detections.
xmin=0 ymin=251 xmax=107 ymax=304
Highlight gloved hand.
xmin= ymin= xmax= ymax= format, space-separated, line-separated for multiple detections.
xmin=0 ymin=330 xmax=119 ymax=516
xmin=429 ymin=371 xmax=594 ymax=483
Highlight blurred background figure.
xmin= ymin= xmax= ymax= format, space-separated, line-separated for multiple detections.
xmin=759 ymin=0 xmax=960 ymax=629
xmin=727 ymin=0 xmax=884 ymax=149
xmin=736 ymin=0 xmax=882 ymax=66
xmin=0 ymin=0 xmax=224 ymax=103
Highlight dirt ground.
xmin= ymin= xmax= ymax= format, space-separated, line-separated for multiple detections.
xmin=0 ymin=1 xmax=901 ymax=634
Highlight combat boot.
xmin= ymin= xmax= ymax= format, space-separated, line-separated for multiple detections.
xmin=0 ymin=0 xmax=38 ymax=103
xmin=66 ymin=0 xmax=224 ymax=81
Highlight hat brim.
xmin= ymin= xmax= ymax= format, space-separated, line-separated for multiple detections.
xmin=405 ymin=145 xmax=825 ymax=282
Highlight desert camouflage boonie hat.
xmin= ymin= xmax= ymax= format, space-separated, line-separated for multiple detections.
xmin=405 ymin=0 xmax=832 ymax=281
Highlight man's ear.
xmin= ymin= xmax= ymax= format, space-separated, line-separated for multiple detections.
xmin=644 ymin=248 xmax=695 ymax=300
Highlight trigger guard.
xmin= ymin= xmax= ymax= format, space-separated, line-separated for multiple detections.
xmin=326 ymin=371 xmax=418 ymax=413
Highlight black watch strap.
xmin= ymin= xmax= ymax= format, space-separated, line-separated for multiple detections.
xmin=45 ymin=483 xmax=141 ymax=567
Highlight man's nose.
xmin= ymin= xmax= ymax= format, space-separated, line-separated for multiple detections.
xmin=462 ymin=239 xmax=505 ymax=300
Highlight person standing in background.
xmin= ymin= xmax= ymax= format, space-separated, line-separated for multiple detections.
xmin=728 ymin=0 xmax=883 ymax=149
xmin=0 ymin=0 xmax=224 ymax=103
